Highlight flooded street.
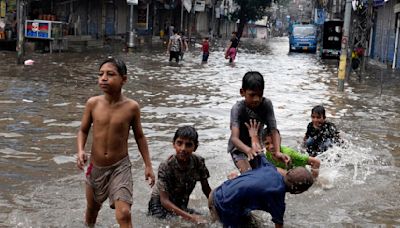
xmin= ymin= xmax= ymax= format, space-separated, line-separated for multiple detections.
xmin=0 ymin=37 xmax=399 ymax=227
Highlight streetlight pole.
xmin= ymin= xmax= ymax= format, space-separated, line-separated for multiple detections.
xmin=337 ymin=0 xmax=352 ymax=91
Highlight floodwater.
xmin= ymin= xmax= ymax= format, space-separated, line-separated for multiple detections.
xmin=0 ymin=37 xmax=399 ymax=227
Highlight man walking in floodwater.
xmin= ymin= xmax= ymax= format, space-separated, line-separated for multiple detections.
xmin=76 ymin=58 xmax=155 ymax=228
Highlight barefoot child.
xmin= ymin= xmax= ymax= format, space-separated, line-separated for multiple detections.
xmin=76 ymin=58 xmax=155 ymax=227
xmin=303 ymin=105 xmax=341 ymax=156
xmin=209 ymin=154 xmax=313 ymax=228
xmin=228 ymin=71 xmax=290 ymax=174
xmin=201 ymin=37 xmax=210 ymax=63
xmin=263 ymin=127 xmax=320 ymax=178
xmin=225 ymin=31 xmax=239 ymax=63
xmin=148 ymin=126 xmax=211 ymax=224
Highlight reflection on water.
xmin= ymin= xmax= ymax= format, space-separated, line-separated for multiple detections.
xmin=0 ymin=37 xmax=399 ymax=227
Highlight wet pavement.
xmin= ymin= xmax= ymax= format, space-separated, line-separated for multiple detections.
xmin=0 ymin=37 xmax=399 ymax=227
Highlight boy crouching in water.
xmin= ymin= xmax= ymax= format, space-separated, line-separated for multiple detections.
xmin=76 ymin=58 xmax=155 ymax=227
xmin=148 ymin=126 xmax=211 ymax=224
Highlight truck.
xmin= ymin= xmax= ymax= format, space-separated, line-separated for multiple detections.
xmin=289 ymin=23 xmax=317 ymax=53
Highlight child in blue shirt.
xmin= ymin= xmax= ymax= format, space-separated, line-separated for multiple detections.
xmin=209 ymin=155 xmax=314 ymax=228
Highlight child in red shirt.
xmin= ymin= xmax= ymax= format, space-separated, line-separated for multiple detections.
xmin=201 ymin=37 xmax=209 ymax=63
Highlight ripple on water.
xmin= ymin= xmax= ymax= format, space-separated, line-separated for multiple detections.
xmin=0 ymin=148 xmax=37 ymax=159
xmin=0 ymin=100 xmax=16 ymax=104
xmin=45 ymin=132 xmax=76 ymax=140
xmin=0 ymin=132 xmax=23 ymax=138
xmin=52 ymin=102 xmax=70 ymax=107
xmin=47 ymin=121 xmax=81 ymax=127
xmin=53 ymin=155 xmax=76 ymax=164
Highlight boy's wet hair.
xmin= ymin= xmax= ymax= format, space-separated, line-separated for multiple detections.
xmin=242 ymin=71 xmax=265 ymax=91
xmin=99 ymin=57 xmax=127 ymax=76
xmin=286 ymin=167 xmax=314 ymax=194
xmin=311 ymin=105 xmax=326 ymax=118
xmin=173 ymin=126 xmax=199 ymax=148
xmin=262 ymin=128 xmax=280 ymax=141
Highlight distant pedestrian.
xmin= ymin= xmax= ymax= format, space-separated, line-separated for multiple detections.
xmin=201 ymin=37 xmax=210 ymax=63
xmin=225 ymin=31 xmax=239 ymax=63
xmin=167 ymin=29 xmax=183 ymax=63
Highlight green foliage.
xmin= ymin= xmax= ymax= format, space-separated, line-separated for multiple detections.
xmin=231 ymin=0 xmax=273 ymax=23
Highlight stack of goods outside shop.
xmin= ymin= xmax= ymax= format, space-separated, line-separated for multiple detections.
xmin=0 ymin=0 xmax=17 ymax=50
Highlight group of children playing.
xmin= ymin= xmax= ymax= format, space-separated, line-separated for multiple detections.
xmin=76 ymin=58 xmax=341 ymax=227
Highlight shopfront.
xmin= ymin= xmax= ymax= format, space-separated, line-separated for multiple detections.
xmin=0 ymin=0 xmax=17 ymax=50
xmin=24 ymin=0 xmax=65 ymax=52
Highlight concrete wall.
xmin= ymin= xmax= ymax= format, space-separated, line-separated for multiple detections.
xmin=371 ymin=1 xmax=399 ymax=67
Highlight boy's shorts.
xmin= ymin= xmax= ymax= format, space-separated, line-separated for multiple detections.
xmin=86 ymin=155 xmax=133 ymax=209
xmin=231 ymin=150 xmax=263 ymax=169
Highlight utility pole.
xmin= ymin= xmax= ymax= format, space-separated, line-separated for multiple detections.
xmin=180 ymin=2 xmax=184 ymax=31
xmin=16 ymin=0 xmax=25 ymax=64
xmin=337 ymin=0 xmax=352 ymax=91
xmin=211 ymin=0 xmax=216 ymax=38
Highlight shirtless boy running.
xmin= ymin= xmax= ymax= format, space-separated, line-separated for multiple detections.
xmin=76 ymin=58 xmax=155 ymax=228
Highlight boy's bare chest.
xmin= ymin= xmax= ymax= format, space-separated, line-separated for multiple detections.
xmin=92 ymin=105 xmax=133 ymax=126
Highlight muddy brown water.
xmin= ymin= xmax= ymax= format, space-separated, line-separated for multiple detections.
xmin=0 ymin=37 xmax=399 ymax=227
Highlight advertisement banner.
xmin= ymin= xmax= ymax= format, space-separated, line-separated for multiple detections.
xmin=25 ymin=20 xmax=51 ymax=39
xmin=0 ymin=0 xmax=5 ymax=17
xmin=314 ymin=8 xmax=325 ymax=25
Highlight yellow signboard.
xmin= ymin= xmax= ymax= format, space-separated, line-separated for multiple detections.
xmin=0 ymin=0 xmax=6 ymax=18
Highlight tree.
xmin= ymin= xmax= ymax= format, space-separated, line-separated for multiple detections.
xmin=230 ymin=0 xmax=273 ymax=38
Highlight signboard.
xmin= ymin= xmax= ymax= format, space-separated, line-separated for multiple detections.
xmin=25 ymin=20 xmax=51 ymax=39
xmin=373 ymin=0 xmax=384 ymax=7
xmin=314 ymin=8 xmax=325 ymax=25
xmin=0 ymin=0 xmax=5 ymax=17
xmin=127 ymin=0 xmax=138 ymax=5
xmin=395 ymin=3 xmax=400 ymax=13
xmin=194 ymin=0 xmax=205 ymax=12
